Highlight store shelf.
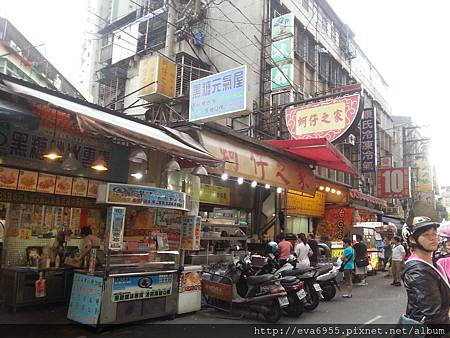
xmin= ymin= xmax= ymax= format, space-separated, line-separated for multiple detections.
xmin=201 ymin=236 xmax=247 ymax=241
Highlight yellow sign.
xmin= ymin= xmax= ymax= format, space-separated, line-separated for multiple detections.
xmin=295 ymin=102 xmax=346 ymax=135
xmin=287 ymin=190 xmax=325 ymax=217
xmin=200 ymin=184 xmax=230 ymax=206
xmin=417 ymin=159 xmax=433 ymax=192
xmin=199 ymin=131 xmax=316 ymax=195
xmin=331 ymin=248 xmax=343 ymax=259
xmin=138 ymin=55 xmax=176 ymax=99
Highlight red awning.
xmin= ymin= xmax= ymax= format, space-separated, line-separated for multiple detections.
xmin=266 ymin=138 xmax=358 ymax=175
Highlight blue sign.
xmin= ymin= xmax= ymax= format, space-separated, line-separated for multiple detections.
xmin=189 ymin=65 xmax=247 ymax=122
xmin=112 ymin=274 xmax=173 ymax=302
xmin=67 ymin=273 xmax=103 ymax=325
xmin=361 ymin=109 xmax=377 ymax=173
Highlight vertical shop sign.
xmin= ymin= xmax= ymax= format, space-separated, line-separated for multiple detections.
xmin=271 ymin=13 xmax=294 ymax=40
xmin=271 ymin=37 xmax=293 ymax=63
xmin=316 ymin=207 xmax=353 ymax=240
xmin=181 ymin=216 xmax=201 ymax=250
xmin=271 ymin=64 xmax=293 ymax=90
xmin=106 ymin=207 xmax=126 ymax=251
xmin=360 ymin=109 xmax=377 ymax=173
xmin=417 ymin=159 xmax=433 ymax=192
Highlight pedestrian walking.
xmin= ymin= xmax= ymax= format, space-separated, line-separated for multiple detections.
xmin=340 ymin=238 xmax=355 ymax=298
xmin=277 ymin=233 xmax=293 ymax=267
xmin=307 ymin=233 xmax=319 ymax=266
xmin=294 ymin=233 xmax=311 ymax=269
xmin=382 ymin=237 xmax=392 ymax=272
xmin=400 ymin=217 xmax=450 ymax=327
xmin=353 ymin=234 xmax=369 ymax=286
xmin=390 ymin=236 xmax=405 ymax=286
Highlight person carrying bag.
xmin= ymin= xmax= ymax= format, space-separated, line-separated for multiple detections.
xmin=340 ymin=238 xmax=355 ymax=298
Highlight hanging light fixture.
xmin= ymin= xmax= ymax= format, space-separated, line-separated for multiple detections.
xmin=131 ymin=172 xmax=144 ymax=180
xmin=91 ymin=154 xmax=108 ymax=171
xmin=237 ymin=177 xmax=244 ymax=185
xmin=221 ymin=173 xmax=228 ymax=181
xmin=191 ymin=164 xmax=208 ymax=176
xmin=128 ymin=149 xmax=148 ymax=163
xmin=251 ymin=181 xmax=257 ymax=188
xmin=325 ymin=187 xmax=331 ymax=192
xmin=319 ymin=186 xmax=325 ymax=191
xmin=164 ymin=156 xmax=181 ymax=172
xmin=61 ymin=151 xmax=81 ymax=171
xmin=43 ymin=111 xmax=62 ymax=160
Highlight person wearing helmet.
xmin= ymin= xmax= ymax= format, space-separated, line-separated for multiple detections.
xmin=401 ymin=216 xmax=450 ymax=326
xmin=265 ymin=240 xmax=279 ymax=256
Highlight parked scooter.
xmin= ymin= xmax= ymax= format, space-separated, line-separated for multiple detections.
xmin=316 ymin=264 xmax=340 ymax=301
xmin=203 ymin=256 xmax=289 ymax=323
xmin=252 ymin=254 xmax=307 ymax=317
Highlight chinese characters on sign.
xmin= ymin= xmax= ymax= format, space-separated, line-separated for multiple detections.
xmin=377 ymin=167 xmax=411 ymax=198
xmin=138 ymin=55 xmax=176 ymax=99
xmin=285 ymin=94 xmax=361 ymax=141
xmin=189 ymin=65 xmax=247 ymax=122
xmin=271 ymin=64 xmax=293 ymax=90
xmin=199 ymin=184 xmax=230 ymax=206
xmin=107 ymin=207 xmax=126 ymax=251
xmin=287 ymin=190 xmax=325 ymax=217
xmin=181 ymin=216 xmax=201 ymax=250
xmin=271 ymin=37 xmax=293 ymax=63
xmin=417 ymin=159 xmax=433 ymax=192
xmin=199 ymin=131 xmax=316 ymax=195
xmin=360 ymin=109 xmax=377 ymax=173
xmin=316 ymin=207 xmax=353 ymax=241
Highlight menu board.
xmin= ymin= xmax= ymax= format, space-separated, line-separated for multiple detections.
xmin=0 ymin=167 xmax=19 ymax=189
xmin=181 ymin=216 xmax=201 ymax=250
xmin=67 ymin=273 xmax=103 ymax=325
xmin=55 ymin=176 xmax=73 ymax=195
xmin=106 ymin=207 xmax=126 ymax=251
xmin=97 ymin=183 xmax=187 ymax=211
xmin=18 ymin=170 xmax=38 ymax=192
xmin=87 ymin=180 xmax=100 ymax=198
xmin=72 ymin=178 xmax=88 ymax=197
xmin=37 ymin=173 xmax=56 ymax=193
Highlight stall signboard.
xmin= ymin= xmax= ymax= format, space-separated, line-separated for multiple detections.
xmin=417 ymin=159 xmax=433 ymax=192
xmin=189 ymin=65 xmax=247 ymax=122
xmin=271 ymin=37 xmax=293 ymax=63
xmin=106 ymin=207 xmax=126 ymax=251
xmin=285 ymin=94 xmax=361 ymax=142
xmin=316 ymin=207 xmax=353 ymax=240
xmin=199 ymin=131 xmax=316 ymax=195
xmin=97 ymin=183 xmax=188 ymax=210
xmin=0 ymin=121 xmax=114 ymax=180
xmin=271 ymin=13 xmax=294 ymax=40
xmin=271 ymin=64 xmax=293 ymax=90
xmin=377 ymin=167 xmax=411 ymax=198
xmin=181 ymin=216 xmax=201 ymax=250
xmin=202 ymin=279 xmax=233 ymax=303
xmin=287 ymin=190 xmax=325 ymax=217
xmin=67 ymin=273 xmax=103 ymax=325
xmin=112 ymin=274 xmax=173 ymax=302
xmin=199 ymin=184 xmax=230 ymax=206
xmin=138 ymin=55 xmax=177 ymax=100
xmin=360 ymin=109 xmax=377 ymax=173
xmin=179 ymin=271 xmax=202 ymax=293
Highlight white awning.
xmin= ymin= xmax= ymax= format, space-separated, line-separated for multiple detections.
xmin=2 ymin=80 xmax=221 ymax=165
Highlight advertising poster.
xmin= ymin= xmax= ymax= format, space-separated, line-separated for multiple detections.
xmin=179 ymin=271 xmax=202 ymax=293
xmin=112 ymin=274 xmax=173 ymax=302
xmin=37 ymin=173 xmax=56 ymax=193
xmin=271 ymin=13 xmax=294 ymax=39
xmin=107 ymin=207 xmax=126 ymax=251
xmin=0 ymin=167 xmax=19 ymax=189
xmin=181 ymin=216 xmax=201 ymax=250
xmin=316 ymin=207 xmax=353 ymax=240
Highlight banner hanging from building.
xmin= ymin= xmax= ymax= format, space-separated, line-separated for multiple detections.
xmin=360 ymin=108 xmax=377 ymax=173
xmin=285 ymin=94 xmax=361 ymax=142
xmin=417 ymin=159 xmax=433 ymax=192
xmin=189 ymin=65 xmax=247 ymax=122
xmin=316 ymin=207 xmax=353 ymax=241
xmin=377 ymin=167 xmax=411 ymax=198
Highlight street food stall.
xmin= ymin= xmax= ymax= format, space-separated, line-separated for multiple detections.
xmin=67 ymin=183 xmax=201 ymax=326
xmin=353 ymin=222 xmax=385 ymax=274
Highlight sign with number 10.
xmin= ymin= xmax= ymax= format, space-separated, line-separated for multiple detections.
xmin=377 ymin=168 xmax=411 ymax=198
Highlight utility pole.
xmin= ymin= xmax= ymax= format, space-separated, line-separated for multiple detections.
xmin=165 ymin=0 xmax=177 ymax=59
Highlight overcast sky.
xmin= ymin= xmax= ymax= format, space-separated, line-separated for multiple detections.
xmin=1 ymin=0 xmax=449 ymax=186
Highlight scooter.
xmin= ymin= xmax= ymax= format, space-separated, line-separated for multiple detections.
xmin=252 ymin=254 xmax=307 ymax=317
xmin=203 ymin=256 xmax=289 ymax=323
xmin=316 ymin=264 xmax=341 ymax=301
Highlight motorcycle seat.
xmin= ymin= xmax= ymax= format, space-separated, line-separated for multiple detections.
xmin=280 ymin=276 xmax=297 ymax=284
xmin=246 ymin=274 xmax=274 ymax=285
xmin=317 ymin=266 xmax=333 ymax=276
xmin=281 ymin=269 xmax=314 ymax=280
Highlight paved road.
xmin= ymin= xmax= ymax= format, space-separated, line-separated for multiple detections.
xmin=0 ymin=272 xmax=407 ymax=338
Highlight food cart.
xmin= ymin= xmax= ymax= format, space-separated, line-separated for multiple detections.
xmin=67 ymin=183 xmax=200 ymax=326
xmin=353 ymin=222 xmax=384 ymax=274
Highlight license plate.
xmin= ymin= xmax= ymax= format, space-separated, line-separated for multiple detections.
xmin=296 ymin=289 xmax=306 ymax=300
xmin=278 ymin=296 xmax=289 ymax=307
xmin=313 ymin=283 xmax=322 ymax=292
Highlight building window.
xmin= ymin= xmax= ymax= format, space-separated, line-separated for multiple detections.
xmin=137 ymin=10 xmax=168 ymax=53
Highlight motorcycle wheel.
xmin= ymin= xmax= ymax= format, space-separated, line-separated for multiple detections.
xmin=285 ymin=293 xmax=304 ymax=317
xmin=262 ymin=300 xmax=282 ymax=323
xmin=303 ymin=283 xmax=320 ymax=311
xmin=321 ymin=284 xmax=336 ymax=301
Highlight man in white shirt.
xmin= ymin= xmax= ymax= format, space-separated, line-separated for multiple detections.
xmin=391 ymin=236 xmax=406 ymax=286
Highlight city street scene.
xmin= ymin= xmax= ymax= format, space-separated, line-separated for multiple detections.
xmin=0 ymin=0 xmax=449 ymax=337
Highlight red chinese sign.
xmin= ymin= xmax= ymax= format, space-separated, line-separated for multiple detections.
xmin=377 ymin=167 xmax=411 ymax=198
xmin=199 ymin=131 xmax=316 ymax=195
xmin=316 ymin=207 xmax=353 ymax=240
xmin=285 ymin=94 xmax=361 ymax=142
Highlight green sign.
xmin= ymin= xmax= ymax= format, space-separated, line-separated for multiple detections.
xmin=271 ymin=37 xmax=293 ymax=63
xmin=272 ymin=13 xmax=294 ymax=40
xmin=271 ymin=64 xmax=293 ymax=90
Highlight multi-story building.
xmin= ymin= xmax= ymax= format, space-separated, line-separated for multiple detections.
xmin=0 ymin=17 xmax=84 ymax=99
